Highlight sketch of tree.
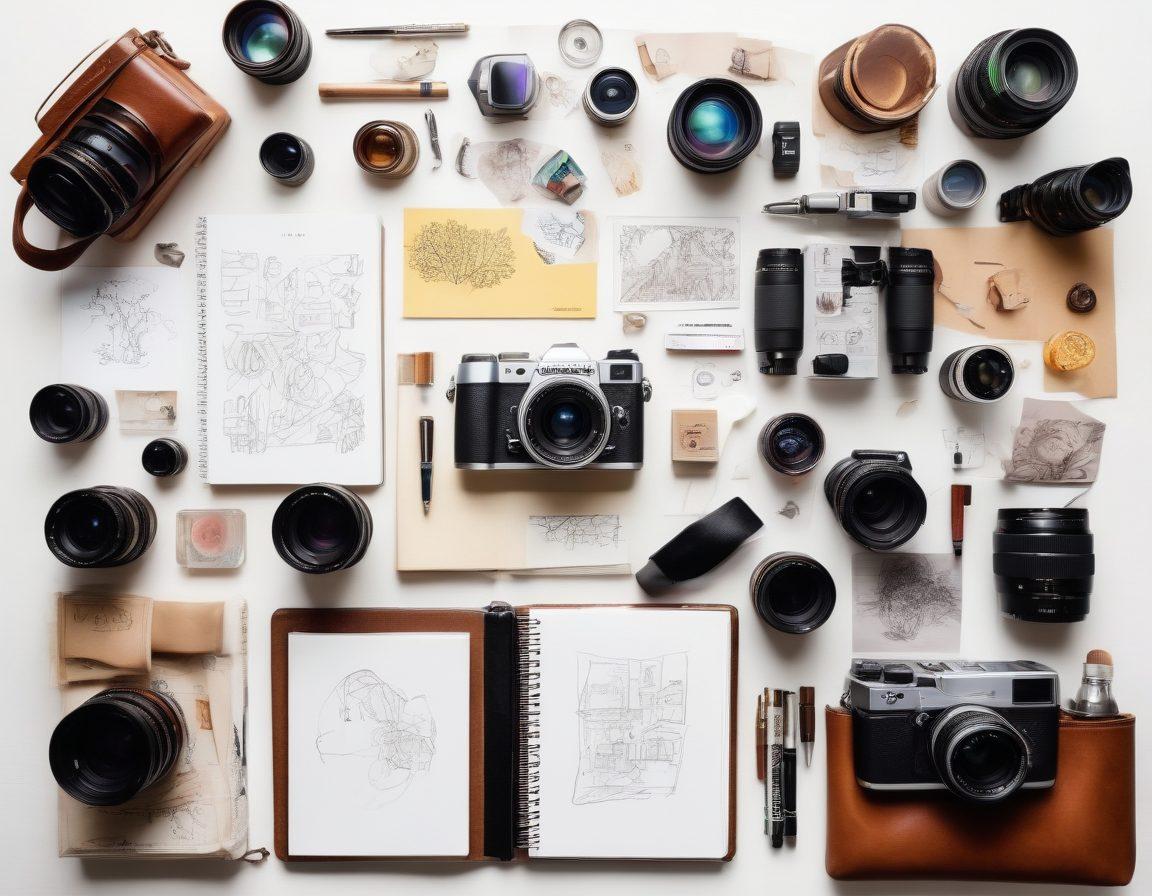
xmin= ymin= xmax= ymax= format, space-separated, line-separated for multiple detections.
xmin=407 ymin=220 xmax=516 ymax=289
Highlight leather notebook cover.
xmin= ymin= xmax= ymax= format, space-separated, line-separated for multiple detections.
xmin=824 ymin=706 xmax=1136 ymax=885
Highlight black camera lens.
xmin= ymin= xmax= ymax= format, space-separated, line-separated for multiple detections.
xmin=583 ymin=67 xmax=639 ymax=126
xmin=759 ymin=413 xmax=824 ymax=476
xmin=29 ymin=383 xmax=108 ymax=444
xmin=520 ymin=380 xmax=610 ymax=469
xmin=750 ymin=552 xmax=836 ymax=634
xmin=754 ymin=248 xmax=804 ymax=375
xmin=45 ymin=486 xmax=156 ymax=568
xmin=950 ymin=28 xmax=1078 ymax=139
xmin=999 ymin=157 xmax=1132 ymax=236
xmin=50 ymin=687 xmax=186 ymax=806
xmin=26 ymin=100 xmax=159 ymax=239
xmin=993 ymin=508 xmax=1094 ymax=622
xmin=939 ymin=345 xmax=1015 ymax=403
xmin=141 ymin=438 xmax=187 ymax=477
xmin=223 ymin=0 xmax=312 ymax=85
xmin=259 ymin=132 xmax=314 ymax=185
xmin=668 ymin=78 xmax=762 ymax=174
xmin=886 ymin=248 xmax=934 ymax=374
xmin=930 ymin=706 xmax=1030 ymax=802
xmin=272 ymin=483 xmax=373 ymax=574
xmin=824 ymin=450 xmax=927 ymax=551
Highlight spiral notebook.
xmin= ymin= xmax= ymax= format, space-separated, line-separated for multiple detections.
xmin=271 ymin=604 xmax=737 ymax=862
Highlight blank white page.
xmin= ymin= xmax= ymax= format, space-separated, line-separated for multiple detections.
xmin=528 ymin=607 xmax=732 ymax=859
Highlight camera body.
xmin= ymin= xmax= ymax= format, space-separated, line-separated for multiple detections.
xmin=451 ymin=344 xmax=650 ymax=470
xmin=847 ymin=658 xmax=1059 ymax=800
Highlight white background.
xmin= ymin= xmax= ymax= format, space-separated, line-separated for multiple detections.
xmin=2 ymin=1 xmax=1150 ymax=894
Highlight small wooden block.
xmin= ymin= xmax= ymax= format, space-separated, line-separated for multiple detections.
xmin=672 ymin=409 xmax=719 ymax=462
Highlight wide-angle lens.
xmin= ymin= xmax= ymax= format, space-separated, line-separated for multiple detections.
xmin=930 ymin=706 xmax=1030 ymax=802
xmin=759 ymin=413 xmax=824 ymax=475
xmin=939 ymin=345 xmax=1015 ymax=403
xmin=272 ymin=483 xmax=373 ymax=574
xmin=44 ymin=486 xmax=156 ymax=568
xmin=750 ymin=552 xmax=837 ymax=634
xmin=223 ymin=0 xmax=311 ymax=85
xmin=29 ymin=383 xmax=108 ymax=444
xmin=824 ymin=450 xmax=927 ymax=551
xmin=520 ymin=380 xmax=610 ymax=468
xmin=993 ymin=508 xmax=1094 ymax=622
xmin=583 ymin=67 xmax=638 ymax=126
xmin=667 ymin=78 xmax=762 ymax=174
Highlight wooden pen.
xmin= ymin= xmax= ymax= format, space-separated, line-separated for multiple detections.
xmin=319 ymin=82 xmax=449 ymax=99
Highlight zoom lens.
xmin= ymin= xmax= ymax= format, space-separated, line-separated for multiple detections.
xmin=886 ymin=247 xmax=934 ymax=374
xmin=583 ymin=67 xmax=639 ymax=126
xmin=754 ymin=248 xmax=804 ymax=375
xmin=29 ymin=383 xmax=108 ymax=444
xmin=50 ymin=687 xmax=186 ymax=806
xmin=668 ymin=78 xmax=762 ymax=174
xmin=26 ymin=100 xmax=159 ymax=239
xmin=759 ymin=413 xmax=824 ymax=475
xmin=223 ymin=0 xmax=312 ymax=84
xmin=939 ymin=345 xmax=1015 ymax=403
xmin=824 ymin=450 xmax=927 ymax=551
xmin=272 ymin=483 xmax=373 ymax=574
xmin=930 ymin=706 xmax=1030 ymax=802
xmin=993 ymin=507 xmax=1094 ymax=622
xmin=950 ymin=29 xmax=1077 ymax=139
xmin=999 ymin=158 xmax=1132 ymax=236
xmin=750 ymin=552 xmax=836 ymax=634
xmin=45 ymin=486 xmax=156 ymax=568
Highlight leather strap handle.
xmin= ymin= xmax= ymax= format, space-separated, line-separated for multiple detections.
xmin=12 ymin=186 xmax=96 ymax=271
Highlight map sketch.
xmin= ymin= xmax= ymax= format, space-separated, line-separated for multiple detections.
xmin=614 ymin=217 xmax=739 ymax=310
xmin=526 ymin=514 xmax=629 ymax=571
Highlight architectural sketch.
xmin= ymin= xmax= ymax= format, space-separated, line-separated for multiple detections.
xmin=1004 ymin=399 xmax=1105 ymax=483
xmin=529 ymin=515 xmax=623 ymax=551
xmin=615 ymin=218 xmax=739 ymax=310
xmin=407 ymin=219 xmax=516 ymax=289
xmin=853 ymin=553 xmax=962 ymax=652
xmin=218 ymin=251 xmax=367 ymax=457
xmin=315 ymin=671 xmax=436 ymax=805
xmin=572 ymin=652 xmax=687 ymax=805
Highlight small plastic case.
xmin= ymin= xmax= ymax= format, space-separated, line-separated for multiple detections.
xmin=176 ymin=509 xmax=246 ymax=569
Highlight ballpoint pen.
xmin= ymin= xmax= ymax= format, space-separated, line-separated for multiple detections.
xmin=326 ymin=23 xmax=470 ymax=37
xmin=419 ymin=416 xmax=434 ymax=513
xmin=769 ymin=689 xmax=784 ymax=848
xmin=756 ymin=693 xmax=766 ymax=780
xmin=799 ymin=686 xmax=815 ymax=768
xmin=763 ymin=189 xmax=917 ymax=219
xmin=783 ymin=691 xmax=797 ymax=840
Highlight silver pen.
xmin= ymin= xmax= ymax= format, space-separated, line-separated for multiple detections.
xmin=764 ymin=189 xmax=917 ymax=219
xmin=326 ymin=23 xmax=469 ymax=37
xmin=425 ymin=109 xmax=442 ymax=171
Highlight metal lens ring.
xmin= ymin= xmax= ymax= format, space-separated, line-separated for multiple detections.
xmin=930 ymin=705 xmax=1031 ymax=802
xmin=942 ymin=345 xmax=1015 ymax=403
xmin=518 ymin=376 xmax=611 ymax=469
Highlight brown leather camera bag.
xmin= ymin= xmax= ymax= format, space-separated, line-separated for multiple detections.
xmin=11 ymin=29 xmax=229 ymax=271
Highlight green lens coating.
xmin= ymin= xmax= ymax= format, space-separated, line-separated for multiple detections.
xmin=241 ymin=12 xmax=289 ymax=63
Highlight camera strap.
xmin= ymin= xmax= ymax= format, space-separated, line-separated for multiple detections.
xmin=11 ymin=186 xmax=97 ymax=271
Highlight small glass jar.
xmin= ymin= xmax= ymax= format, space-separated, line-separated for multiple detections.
xmin=353 ymin=120 xmax=419 ymax=178
xmin=177 ymin=509 xmax=246 ymax=569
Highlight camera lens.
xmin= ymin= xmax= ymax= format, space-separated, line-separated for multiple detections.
xmin=993 ymin=508 xmax=1094 ymax=622
xmin=750 ymin=552 xmax=836 ymax=634
xmin=223 ymin=0 xmax=311 ymax=85
xmin=939 ymin=345 xmax=1015 ymax=403
xmin=27 ymin=100 xmax=160 ymax=239
xmin=272 ymin=483 xmax=373 ymax=574
xmin=141 ymin=438 xmax=187 ymax=477
xmin=668 ymin=79 xmax=762 ymax=174
xmin=824 ymin=450 xmax=927 ymax=551
xmin=29 ymin=383 xmax=108 ymax=444
xmin=50 ymin=687 xmax=186 ymax=806
xmin=950 ymin=29 xmax=1077 ymax=139
xmin=930 ymin=706 xmax=1030 ymax=802
xmin=999 ymin=158 xmax=1132 ymax=236
xmin=259 ymin=132 xmax=314 ymax=185
xmin=886 ymin=248 xmax=935 ymax=374
xmin=754 ymin=248 xmax=804 ymax=375
xmin=759 ymin=413 xmax=824 ymax=476
xmin=519 ymin=379 xmax=611 ymax=469
xmin=924 ymin=159 xmax=987 ymax=215
xmin=44 ymin=486 xmax=156 ymax=568
xmin=583 ymin=67 xmax=639 ymax=126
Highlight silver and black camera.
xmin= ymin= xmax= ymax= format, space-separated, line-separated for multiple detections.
xmin=845 ymin=658 xmax=1060 ymax=802
xmin=448 ymin=344 xmax=651 ymax=470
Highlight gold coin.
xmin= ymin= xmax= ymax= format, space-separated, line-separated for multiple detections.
xmin=1044 ymin=330 xmax=1096 ymax=372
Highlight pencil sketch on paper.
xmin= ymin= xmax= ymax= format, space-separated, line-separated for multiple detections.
xmin=572 ymin=652 xmax=687 ymax=805
xmin=70 ymin=599 xmax=133 ymax=632
xmin=407 ymin=219 xmax=516 ymax=289
xmin=853 ymin=554 xmax=961 ymax=652
xmin=529 ymin=515 xmax=623 ymax=551
xmin=79 ymin=273 xmax=177 ymax=369
xmin=1003 ymin=399 xmax=1105 ymax=483
xmin=315 ymin=671 xmax=437 ymax=806
xmin=615 ymin=218 xmax=739 ymax=310
xmin=218 ymin=251 xmax=367 ymax=457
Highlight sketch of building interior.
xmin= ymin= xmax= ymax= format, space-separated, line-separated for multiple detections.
xmin=572 ymin=652 xmax=687 ymax=805
xmin=218 ymin=252 xmax=367 ymax=457
xmin=615 ymin=218 xmax=739 ymax=309
xmin=315 ymin=670 xmax=437 ymax=805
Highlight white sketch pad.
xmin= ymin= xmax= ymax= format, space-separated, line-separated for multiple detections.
xmin=287 ymin=632 xmax=470 ymax=857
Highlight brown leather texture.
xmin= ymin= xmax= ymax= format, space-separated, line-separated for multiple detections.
xmin=825 ymin=706 xmax=1136 ymax=885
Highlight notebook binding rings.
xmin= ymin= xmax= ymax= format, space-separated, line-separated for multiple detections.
xmin=515 ymin=614 xmax=542 ymax=849
xmin=194 ymin=216 xmax=209 ymax=479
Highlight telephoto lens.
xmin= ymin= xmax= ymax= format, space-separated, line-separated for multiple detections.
xmin=824 ymin=450 xmax=927 ymax=551
xmin=44 ymin=486 xmax=156 ymax=568
xmin=272 ymin=483 xmax=373 ymax=574
xmin=583 ymin=67 xmax=639 ymax=126
xmin=886 ymin=247 xmax=935 ymax=374
xmin=994 ymin=508 xmax=1094 ymax=622
xmin=754 ymin=248 xmax=804 ymax=375
xmin=759 ymin=413 xmax=825 ymax=476
xmin=999 ymin=158 xmax=1132 ymax=236
xmin=938 ymin=345 xmax=1015 ymax=403
xmin=29 ymin=384 xmax=108 ymax=444
xmin=222 ymin=0 xmax=312 ymax=85
xmin=949 ymin=28 xmax=1077 ymax=139
xmin=923 ymin=159 xmax=987 ymax=215
xmin=751 ymin=552 xmax=837 ymax=634
xmin=667 ymin=78 xmax=762 ymax=174
xmin=50 ymin=687 xmax=186 ymax=806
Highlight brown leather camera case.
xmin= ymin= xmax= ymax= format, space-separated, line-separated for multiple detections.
xmin=825 ymin=706 xmax=1136 ymax=885
xmin=11 ymin=29 xmax=229 ymax=270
